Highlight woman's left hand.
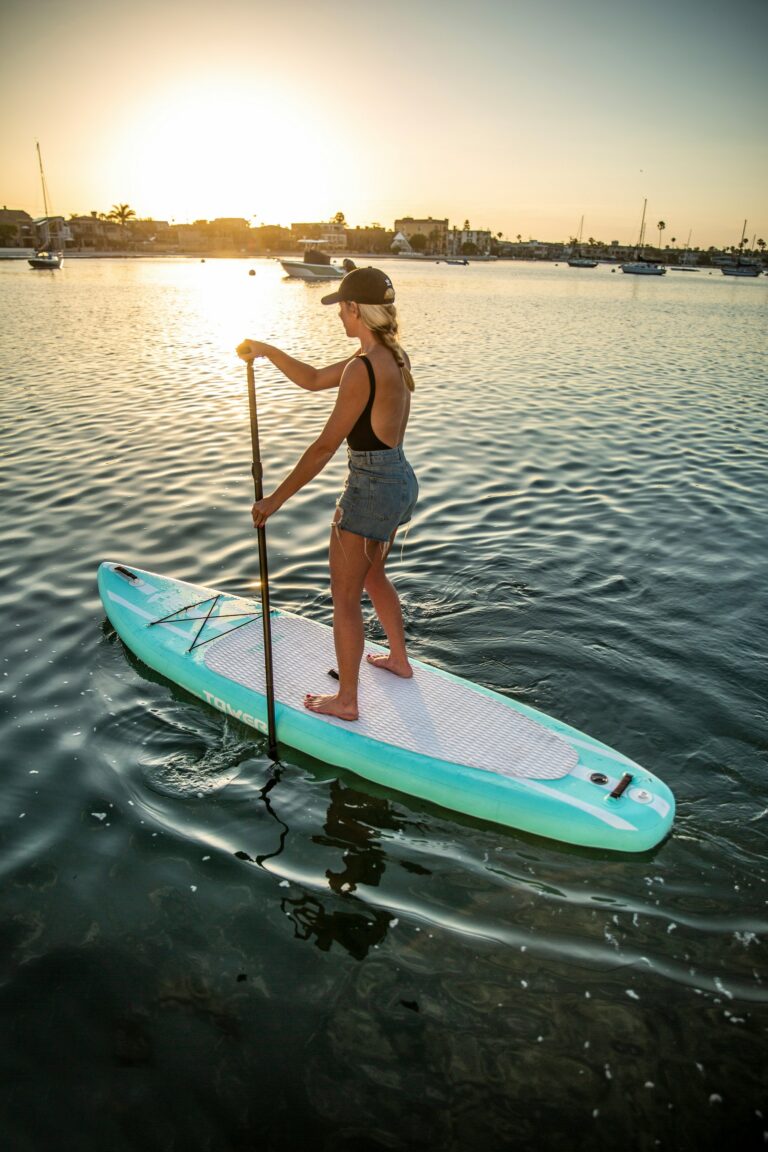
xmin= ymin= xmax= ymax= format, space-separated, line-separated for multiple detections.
xmin=252 ymin=493 xmax=281 ymax=528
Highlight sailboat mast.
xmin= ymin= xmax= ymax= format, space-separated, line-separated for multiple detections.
xmin=36 ymin=141 xmax=51 ymax=219
xmin=638 ymin=199 xmax=647 ymax=248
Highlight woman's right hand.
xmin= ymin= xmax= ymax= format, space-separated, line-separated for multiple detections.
xmin=236 ymin=339 xmax=271 ymax=361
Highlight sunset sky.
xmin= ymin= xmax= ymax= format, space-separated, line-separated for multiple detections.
xmin=2 ymin=0 xmax=766 ymax=248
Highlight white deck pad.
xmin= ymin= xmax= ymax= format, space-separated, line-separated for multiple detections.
xmin=204 ymin=614 xmax=578 ymax=782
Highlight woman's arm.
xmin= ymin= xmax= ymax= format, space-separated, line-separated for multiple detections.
xmin=236 ymin=340 xmax=354 ymax=392
xmin=251 ymin=359 xmax=369 ymax=526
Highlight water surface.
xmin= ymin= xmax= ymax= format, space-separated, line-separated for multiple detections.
xmin=1 ymin=257 xmax=767 ymax=1151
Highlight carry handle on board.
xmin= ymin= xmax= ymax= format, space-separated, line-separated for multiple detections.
xmin=247 ymin=359 xmax=278 ymax=761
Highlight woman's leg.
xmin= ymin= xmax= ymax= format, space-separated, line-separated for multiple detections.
xmin=364 ymin=533 xmax=413 ymax=678
xmin=304 ymin=517 xmax=373 ymax=720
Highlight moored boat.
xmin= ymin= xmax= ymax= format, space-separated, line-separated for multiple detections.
xmin=621 ymin=260 xmax=666 ymax=276
xmin=567 ymin=216 xmax=598 ymax=267
xmin=722 ymin=263 xmax=761 ymax=277
xmin=280 ymin=240 xmax=343 ymax=281
xmin=28 ymin=143 xmax=66 ymax=270
xmin=29 ymin=250 xmax=63 ymax=270
xmin=721 ymin=220 xmax=761 ymax=277
xmin=620 ymin=199 xmax=666 ymax=276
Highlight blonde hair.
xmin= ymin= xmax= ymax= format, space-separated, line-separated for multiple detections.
xmin=357 ymin=303 xmax=415 ymax=392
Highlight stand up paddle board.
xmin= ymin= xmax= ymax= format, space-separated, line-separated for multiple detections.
xmin=98 ymin=562 xmax=674 ymax=852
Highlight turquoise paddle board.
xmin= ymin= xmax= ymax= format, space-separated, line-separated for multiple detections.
xmin=98 ymin=561 xmax=674 ymax=852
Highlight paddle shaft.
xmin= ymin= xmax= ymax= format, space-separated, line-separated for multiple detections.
xmin=246 ymin=360 xmax=278 ymax=761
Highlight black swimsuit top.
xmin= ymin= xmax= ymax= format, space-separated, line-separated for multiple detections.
xmin=346 ymin=355 xmax=393 ymax=451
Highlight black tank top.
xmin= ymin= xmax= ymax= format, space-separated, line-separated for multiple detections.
xmin=346 ymin=355 xmax=393 ymax=451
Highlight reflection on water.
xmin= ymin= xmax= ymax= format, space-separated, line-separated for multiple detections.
xmin=1 ymin=257 xmax=767 ymax=1150
xmin=283 ymin=781 xmax=403 ymax=959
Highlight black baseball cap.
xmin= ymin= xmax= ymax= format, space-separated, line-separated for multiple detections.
xmin=321 ymin=266 xmax=395 ymax=306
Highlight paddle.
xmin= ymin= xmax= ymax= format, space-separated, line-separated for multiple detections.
xmin=246 ymin=358 xmax=278 ymax=761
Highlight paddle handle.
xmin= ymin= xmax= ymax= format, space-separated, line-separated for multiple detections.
xmin=247 ymin=360 xmax=278 ymax=761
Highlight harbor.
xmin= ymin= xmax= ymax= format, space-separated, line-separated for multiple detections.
xmin=1 ymin=256 xmax=766 ymax=1149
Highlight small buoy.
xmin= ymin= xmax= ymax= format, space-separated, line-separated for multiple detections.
xmin=249 ymin=269 xmax=256 ymax=276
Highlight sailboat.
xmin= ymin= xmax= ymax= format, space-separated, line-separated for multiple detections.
xmin=567 ymin=217 xmax=598 ymax=267
xmin=620 ymin=199 xmax=666 ymax=276
xmin=670 ymin=229 xmax=699 ymax=270
xmin=721 ymin=221 xmax=761 ymax=277
xmin=28 ymin=142 xmax=65 ymax=270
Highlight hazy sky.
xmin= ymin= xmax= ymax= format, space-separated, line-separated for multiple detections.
xmin=2 ymin=0 xmax=766 ymax=247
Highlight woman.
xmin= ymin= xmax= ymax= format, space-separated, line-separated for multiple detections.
xmin=236 ymin=267 xmax=418 ymax=722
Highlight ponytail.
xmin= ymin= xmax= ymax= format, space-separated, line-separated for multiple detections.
xmin=357 ymin=303 xmax=415 ymax=392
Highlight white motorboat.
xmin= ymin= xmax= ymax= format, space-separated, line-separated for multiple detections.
xmin=620 ymin=199 xmax=666 ymax=276
xmin=280 ymin=240 xmax=343 ymax=281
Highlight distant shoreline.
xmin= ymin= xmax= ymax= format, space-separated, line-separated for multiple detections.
xmin=0 ymin=249 xmax=488 ymax=262
xmin=2 ymin=248 xmax=765 ymax=271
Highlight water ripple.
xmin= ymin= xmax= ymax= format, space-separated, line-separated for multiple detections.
xmin=2 ymin=258 xmax=767 ymax=1148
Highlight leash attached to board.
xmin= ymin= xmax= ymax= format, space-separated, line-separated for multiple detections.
xmin=246 ymin=359 xmax=278 ymax=761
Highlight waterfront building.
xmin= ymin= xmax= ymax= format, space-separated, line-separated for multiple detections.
xmin=448 ymin=227 xmax=492 ymax=257
xmin=174 ymin=218 xmax=249 ymax=253
xmin=0 ymin=207 xmax=37 ymax=250
xmin=290 ymin=222 xmax=347 ymax=250
xmin=67 ymin=213 xmax=125 ymax=250
xmin=320 ymin=222 xmax=346 ymax=249
xmin=394 ymin=217 xmax=448 ymax=253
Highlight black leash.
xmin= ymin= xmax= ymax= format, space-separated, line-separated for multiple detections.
xmin=247 ymin=359 xmax=279 ymax=761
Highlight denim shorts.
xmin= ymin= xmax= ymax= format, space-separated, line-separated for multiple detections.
xmin=336 ymin=445 xmax=419 ymax=543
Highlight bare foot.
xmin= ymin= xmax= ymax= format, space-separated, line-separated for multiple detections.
xmin=304 ymin=693 xmax=359 ymax=721
xmin=366 ymin=652 xmax=413 ymax=678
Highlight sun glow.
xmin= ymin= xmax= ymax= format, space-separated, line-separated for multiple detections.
xmin=116 ymin=77 xmax=348 ymax=224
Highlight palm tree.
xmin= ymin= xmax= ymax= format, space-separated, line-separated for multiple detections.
xmin=657 ymin=220 xmax=666 ymax=250
xmin=107 ymin=204 xmax=136 ymax=250
xmin=108 ymin=204 xmax=136 ymax=227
